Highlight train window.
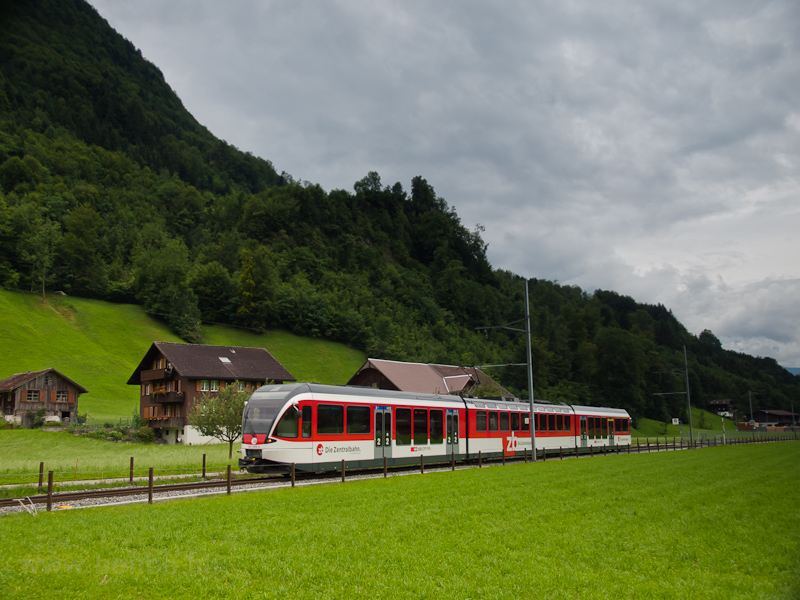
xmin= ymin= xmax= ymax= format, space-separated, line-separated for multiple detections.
xmin=548 ymin=414 xmax=556 ymax=432
xmin=601 ymin=418 xmax=607 ymax=436
xmin=488 ymin=412 xmax=499 ymax=431
xmin=536 ymin=414 xmax=543 ymax=432
xmin=500 ymin=412 xmax=509 ymax=431
xmin=510 ymin=412 xmax=520 ymax=431
xmin=396 ymin=408 xmax=411 ymax=445
xmin=564 ymin=415 xmax=571 ymax=431
xmin=521 ymin=413 xmax=530 ymax=432
xmin=622 ymin=419 xmax=629 ymax=432
xmin=476 ymin=411 xmax=487 ymax=432
xmin=346 ymin=405 xmax=371 ymax=435
xmin=302 ymin=406 xmax=312 ymax=438
xmin=414 ymin=409 xmax=428 ymax=444
xmin=430 ymin=410 xmax=444 ymax=444
xmin=588 ymin=417 xmax=594 ymax=438
xmin=556 ymin=414 xmax=563 ymax=432
xmin=317 ymin=404 xmax=344 ymax=435
xmin=274 ymin=408 xmax=299 ymax=438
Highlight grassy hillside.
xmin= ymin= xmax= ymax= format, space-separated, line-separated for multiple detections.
xmin=633 ymin=408 xmax=738 ymax=438
xmin=0 ymin=290 xmax=365 ymax=419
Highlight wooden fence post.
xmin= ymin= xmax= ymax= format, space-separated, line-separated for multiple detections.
xmin=291 ymin=463 xmax=296 ymax=487
xmin=46 ymin=471 xmax=53 ymax=512
xmin=341 ymin=459 xmax=346 ymax=482
xmin=478 ymin=451 xmax=482 ymax=468
xmin=130 ymin=456 xmax=134 ymax=484
xmin=202 ymin=454 xmax=207 ymax=479
xmin=560 ymin=447 xmax=563 ymax=460
xmin=148 ymin=468 xmax=154 ymax=504
xmin=38 ymin=462 xmax=44 ymax=494
xmin=420 ymin=455 xmax=424 ymax=474
xmin=226 ymin=465 xmax=232 ymax=495
xmin=451 ymin=452 xmax=455 ymax=471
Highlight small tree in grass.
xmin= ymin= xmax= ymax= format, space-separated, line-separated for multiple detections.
xmin=190 ymin=382 xmax=248 ymax=459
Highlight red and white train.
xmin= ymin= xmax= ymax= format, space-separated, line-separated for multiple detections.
xmin=238 ymin=383 xmax=632 ymax=473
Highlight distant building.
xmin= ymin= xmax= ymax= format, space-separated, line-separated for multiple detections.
xmin=347 ymin=358 xmax=514 ymax=398
xmin=0 ymin=368 xmax=87 ymax=426
xmin=127 ymin=342 xmax=295 ymax=444
xmin=752 ymin=409 xmax=797 ymax=427
xmin=708 ymin=399 xmax=734 ymax=418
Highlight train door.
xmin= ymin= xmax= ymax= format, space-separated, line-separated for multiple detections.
xmin=580 ymin=416 xmax=588 ymax=448
xmin=374 ymin=406 xmax=392 ymax=462
xmin=446 ymin=410 xmax=459 ymax=457
xmin=608 ymin=418 xmax=615 ymax=447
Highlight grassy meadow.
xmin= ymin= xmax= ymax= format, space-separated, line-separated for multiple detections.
xmin=0 ymin=289 xmax=365 ymax=419
xmin=1 ymin=442 xmax=798 ymax=599
xmin=0 ymin=429 xmax=240 ymax=486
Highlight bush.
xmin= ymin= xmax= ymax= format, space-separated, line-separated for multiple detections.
xmin=137 ymin=426 xmax=154 ymax=443
xmin=32 ymin=408 xmax=47 ymax=428
xmin=131 ymin=410 xmax=148 ymax=429
xmin=109 ymin=431 xmax=123 ymax=440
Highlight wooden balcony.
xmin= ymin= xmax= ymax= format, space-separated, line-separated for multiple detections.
xmin=147 ymin=416 xmax=185 ymax=429
xmin=150 ymin=391 xmax=185 ymax=404
xmin=140 ymin=368 xmax=167 ymax=382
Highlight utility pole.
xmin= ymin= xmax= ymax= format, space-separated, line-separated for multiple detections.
xmin=683 ymin=346 xmax=694 ymax=445
xmin=525 ymin=280 xmax=537 ymax=462
xmin=474 ymin=279 xmax=537 ymax=461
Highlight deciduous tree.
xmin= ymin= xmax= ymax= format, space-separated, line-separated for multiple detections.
xmin=190 ymin=382 xmax=249 ymax=459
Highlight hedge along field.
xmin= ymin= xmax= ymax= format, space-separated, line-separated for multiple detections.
xmin=2 ymin=444 xmax=798 ymax=599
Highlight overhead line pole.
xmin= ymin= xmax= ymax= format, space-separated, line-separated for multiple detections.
xmin=683 ymin=345 xmax=694 ymax=446
xmin=525 ymin=280 xmax=537 ymax=462
xmin=474 ymin=279 xmax=536 ymax=461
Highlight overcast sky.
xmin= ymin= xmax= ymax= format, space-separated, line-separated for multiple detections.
xmin=86 ymin=0 xmax=800 ymax=368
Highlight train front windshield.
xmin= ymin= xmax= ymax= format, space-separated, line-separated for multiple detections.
xmin=242 ymin=391 xmax=293 ymax=435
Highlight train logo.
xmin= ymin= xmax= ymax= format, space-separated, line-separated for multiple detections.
xmin=316 ymin=444 xmax=324 ymax=456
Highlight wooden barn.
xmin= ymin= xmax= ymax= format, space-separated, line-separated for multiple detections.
xmin=0 ymin=368 xmax=87 ymax=426
xmin=127 ymin=342 xmax=295 ymax=445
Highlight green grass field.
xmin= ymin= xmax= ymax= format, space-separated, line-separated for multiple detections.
xmin=0 ymin=289 xmax=365 ymax=419
xmin=0 ymin=429 xmax=240 ymax=485
xmin=1 ymin=443 xmax=798 ymax=599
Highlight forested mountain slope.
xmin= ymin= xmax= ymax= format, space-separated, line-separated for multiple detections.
xmin=0 ymin=0 xmax=797 ymax=422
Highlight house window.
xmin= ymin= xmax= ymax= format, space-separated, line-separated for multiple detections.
xmin=26 ymin=390 xmax=40 ymax=402
xmin=210 ymin=380 xmax=219 ymax=392
xmin=200 ymin=380 xmax=209 ymax=392
xmin=56 ymin=391 xmax=68 ymax=402
xmin=238 ymin=381 xmax=246 ymax=392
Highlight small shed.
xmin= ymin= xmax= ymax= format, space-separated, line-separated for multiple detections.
xmin=0 ymin=368 xmax=87 ymax=426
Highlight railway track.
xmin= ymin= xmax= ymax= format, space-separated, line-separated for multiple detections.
xmin=2 ymin=434 xmax=794 ymax=514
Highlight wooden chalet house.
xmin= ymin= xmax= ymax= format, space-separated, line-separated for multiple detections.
xmin=127 ymin=342 xmax=295 ymax=445
xmin=0 ymin=368 xmax=87 ymax=427
xmin=347 ymin=358 xmax=514 ymax=398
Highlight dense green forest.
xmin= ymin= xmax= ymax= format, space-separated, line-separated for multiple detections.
xmin=1 ymin=0 xmax=797 ymax=423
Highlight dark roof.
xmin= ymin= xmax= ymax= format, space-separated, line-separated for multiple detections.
xmin=708 ymin=399 xmax=733 ymax=405
xmin=347 ymin=358 xmax=513 ymax=397
xmin=756 ymin=409 xmax=796 ymax=417
xmin=0 ymin=368 xmax=88 ymax=393
xmin=127 ymin=342 xmax=296 ymax=385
